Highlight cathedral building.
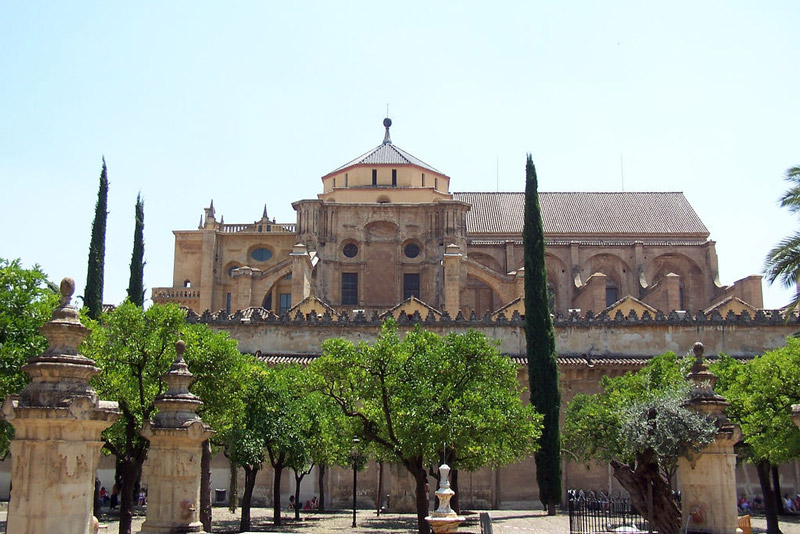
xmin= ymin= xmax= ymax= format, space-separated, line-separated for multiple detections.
xmin=153 ymin=118 xmax=763 ymax=319
xmin=151 ymin=119 xmax=795 ymax=508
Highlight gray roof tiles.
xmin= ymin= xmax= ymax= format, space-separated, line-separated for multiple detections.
xmin=454 ymin=191 xmax=709 ymax=237
xmin=327 ymin=143 xmax=443 ymax=176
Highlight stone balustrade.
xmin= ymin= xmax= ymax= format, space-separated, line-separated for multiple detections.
xmin=152 ymin=287 xmax=201 ymax=300
xmin=219 ymin=222 xmax=296 ymax=233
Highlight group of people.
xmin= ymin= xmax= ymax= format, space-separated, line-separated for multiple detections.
xmin=288 ymin=495 xmax=319 ymax=511
xmin=738 ymin=494 xmax=800 ymax=513
xmin=98 ymin=484 xmax=119 ymax=509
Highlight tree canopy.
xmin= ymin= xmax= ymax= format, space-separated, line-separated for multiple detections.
xmin=85 ymin=158 xmax=108 ymax=319
xmin=764 ymin=165 xmax=800 ymax=312
xmin=0 ymin=258 xmax=59 ymax=456
xmin=523 ymin=153 xmax=561 ymax=513
xmin=563 ymin=352 xmax=717 ymax=534
xmin=83 ymin=301 xmax=247 ymax=534
xmin=127 ymin=193 xmax=145 ymax=307
xmin=712 ymin=342 xmax=800 ymax=534
xmin=308 ymin=320 xmax=541 ymax=534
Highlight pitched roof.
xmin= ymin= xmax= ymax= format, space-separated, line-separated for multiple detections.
xmin=326 ymin=142 xmax=443 ymax=177
xmin=453 ymin=192 xmax=709 ymax=237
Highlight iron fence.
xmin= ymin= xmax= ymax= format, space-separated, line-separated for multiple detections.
xmin=568 ymin=490 xmax=653 ymax=534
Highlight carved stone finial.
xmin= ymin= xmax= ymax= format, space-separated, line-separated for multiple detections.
xmin=151 ymin=339 xmax=203 ymax=429
xmin=60 ymin=277 xmax=75 ymax=301
xmin=383 ymin=117 xmax=392 ymax=145
xmin=175 ymin=339 xmax=186 ymax=362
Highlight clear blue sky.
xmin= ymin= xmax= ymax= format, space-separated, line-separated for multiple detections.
xmin=2 ymin=1 xmax=798 ymax=309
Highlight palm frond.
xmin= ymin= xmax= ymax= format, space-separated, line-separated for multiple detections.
xmin=780 ymin=166 xmax=800 ymax=213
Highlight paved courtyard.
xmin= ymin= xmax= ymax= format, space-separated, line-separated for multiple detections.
xmin=88 ymin=507 xmax=800 ymax=534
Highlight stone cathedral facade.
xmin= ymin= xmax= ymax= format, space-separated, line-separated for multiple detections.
xmin=151 ymin=119 xmax=796 ymax=508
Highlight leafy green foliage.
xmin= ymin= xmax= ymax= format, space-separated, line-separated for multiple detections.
xmin=564 ymin=352 xmax=717 ymax=534
xmin=82 ymin=301 xmax=247 ymax=534
xmin=0 ymin=258 xmax=59 ymax=456
xmin=85 ymin=158 xmax=108 ymax=319
xmin=564 ymin=352 xmax=693 ymax=466
xmin=126 ymin=193 xmax=145 ymax=307
xmin=309 ymin=320 xmax=541 ymax=534
xmin=713 ymin=343 xmax=800 ymax=465
xmin=523 ymin=154 xmax=561 ymax=510
xmin=764 ymin=165 xmax=800 ymax=312
xmin=712 ymin=347 xmax=800 ymax=534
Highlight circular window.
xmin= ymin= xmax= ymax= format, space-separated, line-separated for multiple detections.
xmin=227 ymin=265 xmax=240 ymax=277
xmin=404 ymin=243 xmax=420 ymax=259
xmin=251 ymin=248 xmax=273 ymax=262
xmin=343 ymin=243 xmax=358 ymax=258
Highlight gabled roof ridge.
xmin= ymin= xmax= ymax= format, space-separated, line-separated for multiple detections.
xmin=454 ymin=191 xmax=709 ymax=236
xmin=454 ymin=191 xmax=687 ymax=195
xmin=325 ymin=142 xmax=443 ymax=177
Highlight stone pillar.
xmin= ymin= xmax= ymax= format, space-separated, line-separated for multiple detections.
xmin=678 ymin=342 xmax=742 ymax=534
xmin=515 ymin=268 xmax=525 ymax=300
xmin=199 ymin=202 xmax=218 ymax=312
xmin=792 ymin=404 xmax=800 ymax=430
xmin=2 ymin=278 xmax=120 ymax=534
xmin=231 ymin=265 xmax=257 ymax=310
xmin=573 ymin=272 xmax=606 ymax=314
xmin=290 ymin=243 xmax=313 ymax=307
xmin=442 ymin=244 xmax=463 ymax=316
xmin=139 ymin=340 xmax=213 ymax=534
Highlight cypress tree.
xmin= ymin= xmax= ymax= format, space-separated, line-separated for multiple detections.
xmin=127 ymin=193 xmax=145 ymax=306
xmin=523 ymin=154 xmax=561 ymax=514
xmin=85 ymin=158 xmax=109 ymax=319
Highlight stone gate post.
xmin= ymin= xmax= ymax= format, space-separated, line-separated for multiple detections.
xmin=678 ymin=342 xmax=742 ymax=534
xmin=1 ymin=278 xmax=120 ymax=534
xmin=138 ymin=340 xmax=213 ymax=534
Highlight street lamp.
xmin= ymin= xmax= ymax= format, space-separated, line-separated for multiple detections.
xmin=352 ymin=437 xmax=360 ymax=528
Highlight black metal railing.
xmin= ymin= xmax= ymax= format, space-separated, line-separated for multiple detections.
xmin=568 ymin=490 xmax=653 ymax=534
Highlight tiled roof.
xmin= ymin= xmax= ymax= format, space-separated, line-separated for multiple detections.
xmin=453 ymin=192 xmax=709 ymax=237
xmin=326 ymin=143 xmax=442 ymax=176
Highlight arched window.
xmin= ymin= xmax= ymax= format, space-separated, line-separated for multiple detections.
xmin=605 ymin=281 xmax=619 ymax=308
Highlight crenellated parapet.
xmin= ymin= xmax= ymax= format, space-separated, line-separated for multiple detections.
xmin=185 ymin=305 xmax=797 ymax=329
xmin=182 ymin=305 xmax=797 ymax=362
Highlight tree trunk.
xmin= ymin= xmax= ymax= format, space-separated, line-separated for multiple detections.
xmin=409 ymin=458 xmax=431 ymax=534
xmin=240 ymin=465 xmax=258 ymax=533
xmin=610 ymin=451 xmax=680 ymax=534
xmin=318 ymin=464 xmax=326 ymax=512
xmin=273 ymin=463 xmax=284 ymax=526
xmin=200 ymin=439 xmax=212 ymax=531
xmin=772 ymin=465 xmax=785 ymax=514
xmin=377 ymin=462 xmax=384 ymax=516
xmin=228 ymin=457 xmax=238 ymax=513
xmin=118 ymin=459 xmax=141 ymax=534
xmin=293 ymin=469 xmax=305 ymax=521
xmin=451 ymin=468 xmax=459 ymax=514
xmin=757 ymin=460 xmax=783 ymax=534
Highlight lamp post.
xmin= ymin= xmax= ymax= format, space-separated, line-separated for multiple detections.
xmin=352 ymin=437 xmax=360 ymax=528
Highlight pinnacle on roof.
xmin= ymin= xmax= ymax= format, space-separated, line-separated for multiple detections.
xmin=383 ymin=117 xmax=392 ymax=145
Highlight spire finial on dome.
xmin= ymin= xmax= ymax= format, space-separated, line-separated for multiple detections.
xmin=383 ymin=117 xmax=392 ymax=145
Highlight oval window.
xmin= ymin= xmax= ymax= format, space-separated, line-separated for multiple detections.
xmin=251 ymin=248 xmax=273 ymax=262
xmin=404 ymin=243 xmax=420 ymax=259
xmin=343 ymin=243 xmax=358 ymax=258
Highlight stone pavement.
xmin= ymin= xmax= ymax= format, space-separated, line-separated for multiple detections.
xmin=92 ymin=507 xmax=800 ymax=534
